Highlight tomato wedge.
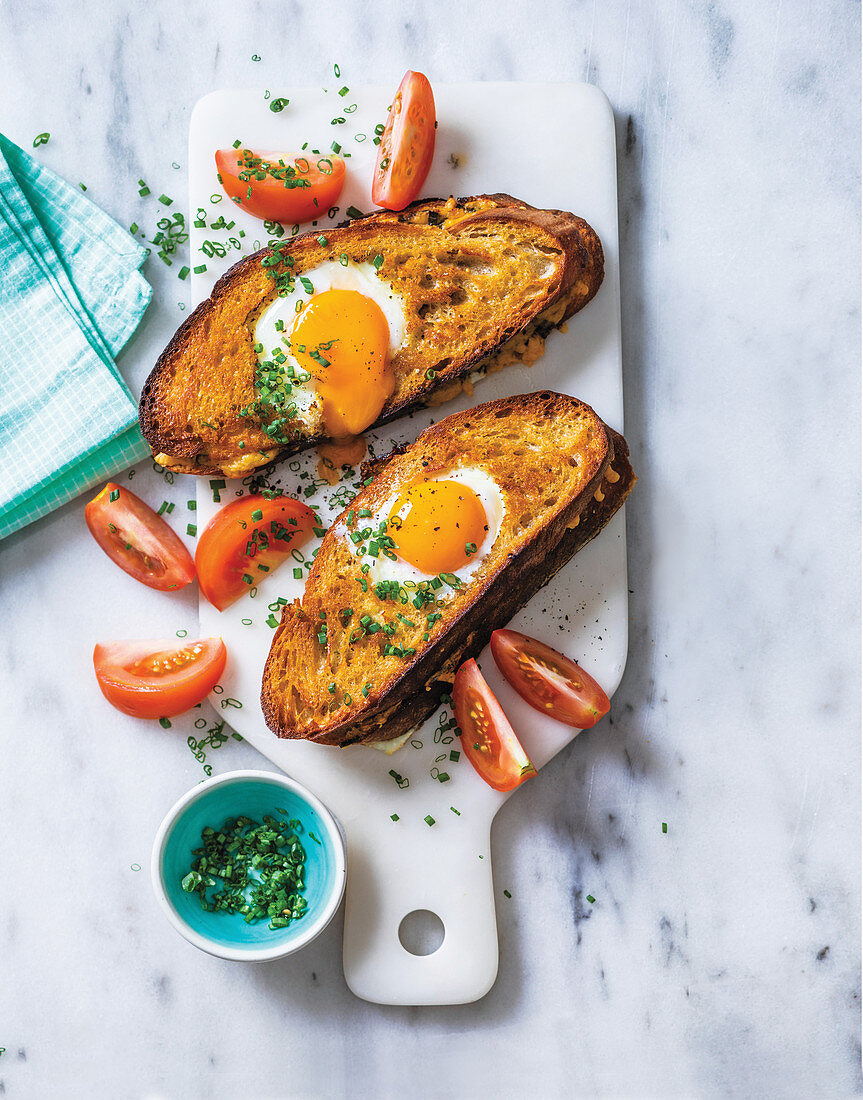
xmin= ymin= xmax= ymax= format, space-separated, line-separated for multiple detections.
xmin=215 ymin=148 xmax=346 ymax=224
xmin=195 ymin=494 xmax=317 ymax=611
xmin=93 ymin=638 xmax=227 ymax=719
xmin=490 ymin=629 xmax=611 ymax=728
xmin=85 ymin=483 xmax=195 ymax=592
xmin=453 ymin=658 xmax=536 ymax=793
xmin=371 ymin=71 xmax=436 ymax=211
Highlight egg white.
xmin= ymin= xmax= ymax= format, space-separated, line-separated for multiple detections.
xmin=253 ymin=260 xmax=406 ymax=426
xmin=358 ymin=467 xmax=506 ymax=593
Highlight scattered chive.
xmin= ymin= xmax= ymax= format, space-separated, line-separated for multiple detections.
xmin=424 ymin=815 xmax=435 ymax=827
xmin=662 ymin=822 xmax=668 ymax=833
xmin=158 ymin=194 xmax=173 ymax=206
xmin=586 ymin=894 xmax=596 ymax=904
xmin=187 ymin=524 xmax=197 ymax=536
xmin=33 ymin=132 xmax=50 ymax=147
xmin=109 ymin=489 xmax=119 ymax=502
xmin=390 ymin=813 xmax=399 ymax=822
xmin=450 ymin=807 xmax=461 ymax=816
xmin=293 ymin=567 xmax=303 ymax=579
xmin=159 ymin=717 xmax=172 ymax=729
xmin=503 ymin=889 xmax=512 ymax=899
xmin=346 ymin=205 xmax=364 ymax=219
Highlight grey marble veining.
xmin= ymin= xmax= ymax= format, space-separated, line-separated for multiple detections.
xmin=0 ymin=1 xmax=860 ymax=1097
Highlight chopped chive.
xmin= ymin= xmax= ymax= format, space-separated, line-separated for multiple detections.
xmin=33 ymin=132 xmax=50 ymax=147
xmin=450 ymin=806 xmax=461 ymax=816
xmin=339 ymin=253 xmax=349 ymax=266
xmin=109 ymin=489 xmax=119 ymax=502
xmin=372 ymin=254 xmax=384 ymax=270
xmin=266 ymin=614 xmax=279 ymax=628
xmin=293 ymin=567 xmax=303 ymax=579
xmin=250 ymin=508 xmax=263 ymax=521
xmin=178 ymin=265 xmax=190 ymax=280
xmin=193 ymin=264 xmax=207 ymax=274
xmin=158 ymin=194 xmax=173 ymax=206
xmin=159 ymin=717 xmax=172 ymax=729
xmin=390 ymin=813 xmax=399 ymax=822
xmin=187 ymin=524 xmax=197 ymax=536
xmin=503 ymin=889 xmax=512 ymax=899
xmin=242 ymin=573 xmax=254 ymax=585
xmin=662 ymin=822 xmax=668 ymax=833
xmin=586 ymin=894 xmax=596 ymax=904
xmin=269 ymin=97 xmax=289 ymax=112
xmin=424 ymin=815 xmax=435 ymax=827
xmin=346 ymin=205 xmax=364 ymax=219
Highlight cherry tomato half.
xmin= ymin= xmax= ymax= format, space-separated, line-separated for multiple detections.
xmin=84 ymin=483 xmax=195 ymax=592
xmin=490 ymin=629 xmax=611 ymax=728
xmin=371 ymin=71 xmax=436 ymax=211
xmin=195 ymin=494 xmax=317 ymax=611
xmin=215 ymin=148 xmax=346 ymax=224
xmin=93 ymin=638 xmax=227 ymax=719
xmin=453 ymin=658 xmax=536 ymax=793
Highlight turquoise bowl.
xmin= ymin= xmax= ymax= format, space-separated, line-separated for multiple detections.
xmin=151 ymin=770 xmax=346 ymax=961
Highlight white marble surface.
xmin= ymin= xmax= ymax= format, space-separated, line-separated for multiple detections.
xmin=0 ymin=1 xmax=860 ymax=1097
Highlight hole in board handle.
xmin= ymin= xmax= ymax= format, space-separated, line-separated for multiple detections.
xmin=398 ymin=909 xmax=445 ymax=956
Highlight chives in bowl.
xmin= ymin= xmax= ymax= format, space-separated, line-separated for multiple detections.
xmin=151 ymin=770 xmax=346 ymax=960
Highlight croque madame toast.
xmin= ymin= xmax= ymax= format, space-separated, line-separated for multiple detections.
xmin=261 ymin=392 xmax=636 ymax=747
xmin=139 ymin=195 xmax=604 ymax=477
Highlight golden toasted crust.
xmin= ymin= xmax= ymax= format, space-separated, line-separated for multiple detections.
xmin=261 ymin=392 xmax=636 ymax=747
xmin=139 ymin=195 xmax=604 ymax=477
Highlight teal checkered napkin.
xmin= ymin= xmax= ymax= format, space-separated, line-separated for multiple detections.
xmin=0 ymin=133 xmax=152 ymax=540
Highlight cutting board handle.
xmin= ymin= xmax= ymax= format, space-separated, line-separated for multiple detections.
xmin=341 ymin=816 xmax=498 ymax=1005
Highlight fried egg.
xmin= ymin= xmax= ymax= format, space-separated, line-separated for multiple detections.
xmin=253 ymin=260 xmax=406 ymax=438
xmin=358 ymin=467 xmax=505 ymax=592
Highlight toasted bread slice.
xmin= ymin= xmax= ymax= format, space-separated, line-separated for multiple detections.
xmin=139 ymin=195 xmax=604 ymax=477
xmin=261 ymin=392 xmax=635 ymax=747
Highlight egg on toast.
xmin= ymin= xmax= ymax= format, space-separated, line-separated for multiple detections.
xmin=261 ymin=391 xmax=636 ymax=748
xmin=138 ymin=195 xmax=604 ymax=477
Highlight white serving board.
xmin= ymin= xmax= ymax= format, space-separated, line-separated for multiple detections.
xmin=189 ymin=82 xmax=626 ymax=1005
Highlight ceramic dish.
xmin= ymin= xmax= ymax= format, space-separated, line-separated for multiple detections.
xmin=151 ymin=769 xmax=346 ymax=961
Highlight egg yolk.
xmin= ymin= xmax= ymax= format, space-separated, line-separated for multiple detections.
xmin=290 ymin=288 xmax=395 ymax=438
xmin=387 ymin=480 xmax=489 ymax=575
